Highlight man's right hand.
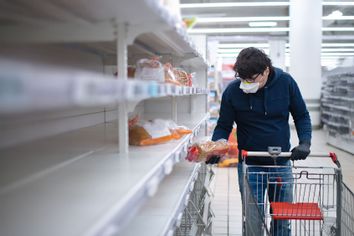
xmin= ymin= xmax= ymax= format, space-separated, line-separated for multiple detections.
xmin=205 ymin=155 xmax=221 ymax=164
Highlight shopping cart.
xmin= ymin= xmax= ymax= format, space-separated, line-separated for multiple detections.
xmin=240 ymin=147 xmax=349 ymax=236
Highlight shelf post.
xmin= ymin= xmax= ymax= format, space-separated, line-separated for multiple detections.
xmin=117 ymin=22 xmax=129 ymax=154
xmin=171 ymin=97 xmax=178 ymax=123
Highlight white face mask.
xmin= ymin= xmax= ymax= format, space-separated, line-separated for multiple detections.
xmin=239 ymin=81 xmax=260 ymax=93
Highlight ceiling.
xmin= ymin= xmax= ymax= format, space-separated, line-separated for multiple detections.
xmin=180 ymin=0 xmax=354 ymax=69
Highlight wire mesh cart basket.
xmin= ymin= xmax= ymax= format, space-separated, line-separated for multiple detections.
xmin=241 ymin=148 xmax=354 ymax=236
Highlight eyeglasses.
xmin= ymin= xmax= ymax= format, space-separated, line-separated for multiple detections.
xmin=236 ymin=72 xmax=262 ymax=83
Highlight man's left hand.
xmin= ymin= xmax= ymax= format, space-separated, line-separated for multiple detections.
xmin=290 ymin=142 xmax=311 ymax=160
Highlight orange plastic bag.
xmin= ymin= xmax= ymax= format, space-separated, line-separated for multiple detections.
xmin=129 ymin=119 xmax=174 ymax=146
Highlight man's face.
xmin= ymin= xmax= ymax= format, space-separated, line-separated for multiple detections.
xmin=239 ymin=67 xmax=270 ymax=88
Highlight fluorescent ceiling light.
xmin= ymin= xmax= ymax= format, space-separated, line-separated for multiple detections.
xmin=217 ymin=49 xmax=269 ymax=53
xmin=180 ymin=2 xmax=289 ymax=8
xmin=189 ymin=27 xmax=354 ymax=34
xmin=323 ymin=16 xmax=354 ymax=20
xmin=218 ymin=43 xmax=269 ymax=48
xmin=323 ymin=27 xmax=354 ymax=31
xmin=197 ymin=17 xmax=289 ymax=23
xmin=321 ymin=52 xmax=354 ymax=56
xmin=218 ymin=43 xmax=354 ymax=49
xmin=180 ymin=2 xmax=354 ymax=8
xmin=195 ymin=16 xmax=354 ymax=24
xmin=321 ymin=48 xmax=354 ymax=52
xmin=323 ymin=2 xmax=354 ymax=6
xmin=328 ymin=10 xmax=343 ymax=18
xmin=189 ymin=28 xmax=289 ymax=33
xmin=321 ymin=43 xmax=354 ymax=47
xmin=249 ymin=22 xmax=277 ymax=27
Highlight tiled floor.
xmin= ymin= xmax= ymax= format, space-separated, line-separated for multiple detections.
xmin=209 ymin=128 xmax=354 ymax=236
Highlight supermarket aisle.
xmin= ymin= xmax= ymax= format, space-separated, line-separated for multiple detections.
xmin=210 ymin=128 xmax=354 ymax=235
xmin=210 ymin=167 xmax=242 ymax=236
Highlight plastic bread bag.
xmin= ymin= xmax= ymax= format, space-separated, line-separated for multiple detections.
xmin=186 ymin=138 xmax=230 ymax=162
xmin=163 ymin=120 xmax=192 ymax=139
xmin=164 ymin=63 xmax=181 ymax=86
xmin=135 ymin=58 xmax=164 ymax=82
xmin=129 ymin=119 xmax=174 ymax=146
xmin=128 ymin=114 xmax=140 ymax=129
xmin=173 ymin=68 xmax=191 ymax=86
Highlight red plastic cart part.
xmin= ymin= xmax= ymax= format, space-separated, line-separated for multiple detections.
xmin=271 ymin=202 xmax=323 ymax=220
xmin=241 ymin=150 xmax=248 ymax=159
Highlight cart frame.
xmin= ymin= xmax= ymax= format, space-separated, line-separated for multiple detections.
xmin=241 ymin=148 xmax=343 ymax=236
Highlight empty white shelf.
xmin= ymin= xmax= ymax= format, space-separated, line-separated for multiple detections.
xmin=119 ymin=162 xmax=200 ymax=236
xmin=0 ymin=115 xmax=208 ymax=236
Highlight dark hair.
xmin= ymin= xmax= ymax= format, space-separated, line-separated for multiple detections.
xmin=233 ymin=47 xmax=272 ymax=80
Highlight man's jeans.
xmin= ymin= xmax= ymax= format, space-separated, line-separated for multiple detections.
xmin=238 ymin=162 xmax=293 ymax=236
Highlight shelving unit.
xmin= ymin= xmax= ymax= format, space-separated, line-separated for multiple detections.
xmin=0 ymin=1 xmax=213 ymax=235
xmin=321 ymin=67 xmax=354 ymax=154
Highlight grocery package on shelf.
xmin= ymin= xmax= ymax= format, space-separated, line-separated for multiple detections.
xmin=186 ymin=139 xmax=230 ymax=163
xmin=135 ymin=58 xmax=164 ymax=82
xmin=164 ymin=63 xmax=181 ymax=86
xmin=129 ymin=118 xmax=192 ymax=146
xmin=173 ymin=68 xmax=193 ymax=87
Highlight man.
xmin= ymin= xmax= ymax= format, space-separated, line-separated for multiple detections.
xmin=209 ymin=47 xmax=312 ymax=235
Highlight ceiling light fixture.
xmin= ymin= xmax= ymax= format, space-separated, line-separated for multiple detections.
xmin=249 ymin=21 xmax=277 ymax=27
xmin=197 ymin=16 xmax=289 ymax=23
xmin=180 ymin=2 xmax=354 ymax=9
xmin=188 ymin=27 xmax=354 ymax=34
xmin=180 ymin=2 xmax=289 ymax=8
xmin=218 ymin=43 xmax=269 ymax=48
xmin=189 ymin=28 xmax=289 ymax=33
xmin=195 ymin=16 xmax=354 ymax=24
xmin=327 ymin=10 xmax=343 ymax=18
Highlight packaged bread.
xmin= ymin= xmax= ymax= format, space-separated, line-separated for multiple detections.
xmin=164 ymin=63 xmax=181 ymax=85
xmin=135 ymin=58 xmax=164 ymax=82
xmin=164 ymin=120 xmax=192 ymax=139
xmin=129 ymin=119 xmax=192 ymax=146
xmin=129 ymin=119 xmax=173 ymax=146
xmin=186 ymin=139 xmax=229 ymax=162
xmin=173 ymin=68 xmax=192 ymax=86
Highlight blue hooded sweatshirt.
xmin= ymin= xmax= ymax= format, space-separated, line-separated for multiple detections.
xmin=212 ymin=67 xmax=312 ymax=165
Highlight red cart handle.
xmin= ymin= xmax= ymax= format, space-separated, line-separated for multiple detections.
xmin=242 ymin=150 xmax=340 ymax=168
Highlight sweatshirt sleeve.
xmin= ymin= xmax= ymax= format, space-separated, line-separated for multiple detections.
xmin=212 ymin=87 xmax=236 ymax=141
xmin=289 ymin=78 xmax=312 ymax=144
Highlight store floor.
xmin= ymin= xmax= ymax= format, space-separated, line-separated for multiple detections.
xmin=209 ymin=128 xmax=354 ymax=236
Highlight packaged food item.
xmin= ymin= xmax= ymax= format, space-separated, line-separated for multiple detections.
xmin=186 ymin=139 xmax=229 ymax=162
xmin=129 ymin=119 xmax=173 ymax=146
xmin=135 ymin=58 xmax=164 ymax=82
xmin=129 ymin=119 xmax=191 ymax=146
xmin=128 ymin=114 xmax=139 ymax=129
xmin=173 ymin=68 xmax=192 ymax=86
xmin=164 ymin=63 xmax=181 ymax=85
xmin=127 ymin=66 xmax=136 ymax=78
xmin=169 ymin=124 xmax=192 ymax=139
xmin=157 ymin=119 xmax=192 ymax=140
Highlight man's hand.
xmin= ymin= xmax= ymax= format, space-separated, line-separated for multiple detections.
xmin=205 ymin=155 xmax=221 ymax=164
xmin=290 ymin=142 xmax=311 ymax=160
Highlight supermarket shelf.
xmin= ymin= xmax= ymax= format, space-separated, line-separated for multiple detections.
xmin=321 ymin=103 xmax=354 ymax=112
xmin=327 ymin=132 xmax=354 ymax=154
xmin=120 ymin=162 xmax=200 ymax=236
xmin=0 ymin=115 xmax=208 ymax=236
xmin=321 ymin=118 xmax=349 ymax=128
xmin=0 ymin=61 xmax=208 ymax=114
xmin=321 ymin=110 xmax=350 ymax=120
xmin=0 ymin=0 xmax=207 ymax=65
xmin=322 ymin=94 xmax=354 ymax=102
